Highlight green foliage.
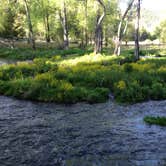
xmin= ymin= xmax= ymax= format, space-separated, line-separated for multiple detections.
xmin=140 ymin=28 xmax=153 ymax=41
xmin=150 ymin=82 xmax=166 ymax=100
xmin=0 ymin=72 xmax=109 ymax=103
xmin=0 ymin=50 xmax=165 ymax=103
xmin=123 ymin=63 xmax=133 ymax=72
xmin=0 ymin=48 xmax=91 ymax=60
xmin=144 ymin=116 xmax=166 ymax=126
xmin=154 ymin=20 xmax=166 ymax=43
xmin=87 ymin=88 xmax=109 ymax=103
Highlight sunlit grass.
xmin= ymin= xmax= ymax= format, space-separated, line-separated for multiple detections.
xmin=55 ymin=53 xmax=119 ymax=67
xmin=0 ymin=48 xmax=165 ymax=103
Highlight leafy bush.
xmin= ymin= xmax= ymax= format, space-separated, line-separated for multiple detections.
xmin=150 ymin=82 xmax=166 ymax=99
xmin=87 ymin=88 xmax=109 ymax=103
xmin=123 ymin=63 xmax=133 ymax=72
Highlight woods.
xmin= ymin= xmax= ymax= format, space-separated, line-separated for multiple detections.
xmin=1 ymin=0 xmax=165 ymax=59
xmin=0 ymin=0 xmax=144 ymax=56
xmin=0 ymin=0 xmax=165 ymax=104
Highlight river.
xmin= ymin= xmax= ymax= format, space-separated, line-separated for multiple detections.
xmin=0 ymin=96 xmax=166 ymax=166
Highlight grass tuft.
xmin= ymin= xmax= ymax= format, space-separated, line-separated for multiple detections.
xmin=144 ymin=116 xmax=166 ymax=126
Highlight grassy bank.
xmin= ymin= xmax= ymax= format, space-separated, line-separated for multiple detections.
xmin=0 ymin=47 xmax=91 ymax=60
xmin=144 ymin=116 xmax=166 ymax=126
xmin=0 ymin=48 xmax=165 ymax=104
xmin=0 ymin=47 xmax=165 ymax=60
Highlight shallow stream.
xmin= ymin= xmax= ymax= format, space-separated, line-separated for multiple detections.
xmin=0 ymin=96 xmax=165 ymax=166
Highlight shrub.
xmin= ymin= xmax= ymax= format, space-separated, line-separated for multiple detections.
xmin=150 ymin=82 xmax=165 ymax=99
xmin=114 ymin=80 xmax=146 ymax=103
xmin=87 ymin=88 xmax=109 ymax=103
xmin=123 ymin=63 xmax=133 ymax=72
xmin=3 ymin=79 xmax=31 ymax=97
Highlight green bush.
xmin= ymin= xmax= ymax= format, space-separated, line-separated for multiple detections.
xmin=87 ymin=88 xmax=109 ymax=103
xmin=150 ymin=82 xmax=165 ymax=99
xmin=123 ymin=63 xmax=133 ymax=72
xmin=113 ymin=80 xmax=145 ymax=103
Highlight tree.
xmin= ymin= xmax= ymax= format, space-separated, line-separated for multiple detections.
xmin=134 ymin=0 xmax=140 ymax=60
xmin=84 ymin=0 xmax=88 ymax=47
xmin=114 ymin=0 xmax=135 ymax=55
xmin=41 ymin=0 xmax=51 ymax=43
xmin=154 ymin=20 xmax=166 ymax=43
xmin=59 ymin=0 xmax=69 ymax=50
xmin=103 ymin=0 xmax=119 ymax=48
xmin=0 ymin=0 xmax=19 ymax=39
xmin=23 ymin=0 xmax=36 ymax=49
xmin=140 ymin=28 xmax=151 ymax=41
xmin=94 ymin=0 xmax=106 ymax=54
xmin=123 ymin=23 xmax=135 ymax=45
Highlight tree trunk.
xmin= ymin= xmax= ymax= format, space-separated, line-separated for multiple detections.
xmin=94 ymin=0 xmax=106 ymax=54
xmin=59 ymin=1 xmax=69 ymax=50
xmin=134 ymin=0 xmax=140 ymax=61
xmin=94 ymin=19 xmax=103 ymax=54
xmin=114 ymin=20 xmax=128 ymax=55
xmin=23 ymin=0 xmax=36 ymax=50
xmin=114 ymin=0 xmax=134 ymax=55
xmin=45 ymin=11 xmax=50 ymax=43
xmin=104 ymin=25 xmax=108 ymax=48
xmin=114 ymin=20 xmax=122 ymax=55
xmin=41 ymin=0 xmax=50 ymax=43
xmin=84 ymin=0 xmax=88 ymax=47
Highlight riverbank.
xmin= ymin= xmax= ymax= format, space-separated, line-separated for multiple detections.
xmin=0 ymin=49 xmax=165 ymax=104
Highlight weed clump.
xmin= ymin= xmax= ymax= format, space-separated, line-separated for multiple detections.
xmin=144 ymin=116 xmax=166 ymax=126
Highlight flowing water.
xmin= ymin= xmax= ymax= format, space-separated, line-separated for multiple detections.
xmin=0 ymin=96 xmax=166 ymax=166
xmin=0 ymin=58 xmax=32 ymax=66
xmin=0 ymin=58 xmax=17 ymax=66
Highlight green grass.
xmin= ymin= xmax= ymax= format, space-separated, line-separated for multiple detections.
xmin=0 ymin=48 xmax=165 ymax=104
xmin=121 ymin=47 xmax=166 ymax=57
xmin=0 ymin=47 xmax=92 ymax=60
xmin=144 ymin=116 xmax=166 ymax=126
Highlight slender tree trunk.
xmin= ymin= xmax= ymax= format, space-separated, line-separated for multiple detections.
xmin=59 ymin=1 xmax=69 ymax=50
xmin=63 ymin=3 xmax=69 ymax=50
xmin=134 ymin=0 xmax=140 ymax=61
xmin=23 ymin=0 xmax=36 ymax=50
xmin=105 ymin=30 xmax=108 ymax=48
xmin=114 ymin=20 xmax=128 ymax=55
xmin=114 ymin=0 xmax=134 ymax=55
xmin=45 ymin=11 xmax=50 ymax=43
xmin=94 ymin=18 xmax=103 ymax=54
xmin=84 ymin=0 xmax=88 ymax=47
xmin=80 ymin=28 xmax=84 ymax=48
xmin=94 ymin=0 xmax=106 ymax=54
xmin=41 ymin=0 xmax=50 ymax=43
xmin=114 ymin=20 xmax=122 ymax=55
